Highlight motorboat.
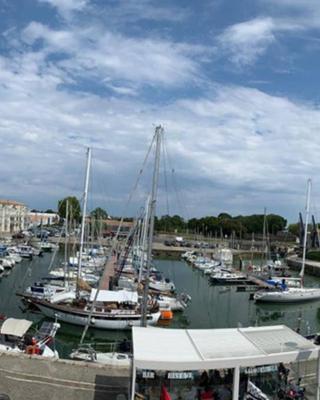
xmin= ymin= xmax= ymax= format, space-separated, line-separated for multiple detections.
xmin=0 ymin=318 xmax=60 ymax=358
xmin=8 ymin=245 xmax=33 ymax=259
xmin=154 ymin=293 xmax=191 ymax=311
xmin=69 ymin=345 xmax=131 ymax=366
xmin=210 ymin=271 xmax=247 ymax=284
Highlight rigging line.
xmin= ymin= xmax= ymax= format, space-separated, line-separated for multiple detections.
xmin=116 ymin=206 xmax=145 ymax=278
xmin=47 ymin=219 xmax=66 ymax=272
xmin=162 ymin=134 xmax=189 ymax=220
xmin=79 ymin=131 xmax=156 ymax=344
xmin=161 ymin=135 xmax=170 ymax=216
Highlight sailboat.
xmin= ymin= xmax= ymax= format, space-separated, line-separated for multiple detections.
xmin=254 ymin=179 xmax=320 ymax=303
xmin=30 ymin=140 xmax=162 ymax=330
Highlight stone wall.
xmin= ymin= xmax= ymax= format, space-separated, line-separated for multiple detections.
xmin=0 ymin=352 xmax=130 ymax=400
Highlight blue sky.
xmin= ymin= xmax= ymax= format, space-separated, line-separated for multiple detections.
xmin=1 ymin=0 xmax=320 ymax=222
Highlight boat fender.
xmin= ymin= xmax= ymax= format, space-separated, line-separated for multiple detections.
xmin=90 ymin=317 xmax=96 ymax=325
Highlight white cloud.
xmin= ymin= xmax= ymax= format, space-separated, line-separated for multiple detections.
xmin=38 ymin=0 xmax=88 ymax=16
xmin=218 ymin=17 xmax=275 ymax=67
xmin=22 ymin=22 xmax=203 ymax=88
xmin=1 ymin=4 xmax=320 ymax=220
xmin=1 ymin=35 xmax=320 ymax=220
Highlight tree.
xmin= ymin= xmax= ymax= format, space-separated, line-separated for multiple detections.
xmin=288 ymin=223 xmax=299 ymax=237
xmin=58 ymin=196 xmax=81 ymax=221
xmin=45 ymin=209 xmax=55 ymax=214
xmin=90 ymin=207 xmax=108 ymax=220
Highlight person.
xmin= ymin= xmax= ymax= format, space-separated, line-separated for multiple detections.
xmin=210 ymin=370 xmax=222 ymax=385
xmin=199 ymin=371 xmax=209 ymax=387
xmin=201 ymin=386 xmax=214 ymax=400
xmin=278 ymin=363 xmax=289 ymax=385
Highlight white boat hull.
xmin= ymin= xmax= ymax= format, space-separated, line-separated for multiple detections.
xmin=35 ymin=301 xmax=161 ymax=330
xmin=254 ymin=288 xmax=320 ymax=303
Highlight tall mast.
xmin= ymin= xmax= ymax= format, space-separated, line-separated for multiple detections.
xmin=141 ymin=126 xmax=162 ymax=327
xmin=64 ymin=199 xmax=69 ymax=288
xmin=138 ymin=195 xmax=151 ymax=284
xmin=300 ymin=178 xmax=312 ymax=285
xmin=77 ymin=147 xmax=91 ymax=295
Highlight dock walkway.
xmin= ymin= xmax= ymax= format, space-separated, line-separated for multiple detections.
xmin=100 ymin=255 xmax=117 ymax=290
xmin=286 ymin=256 xmax=320 ymax=277
xmin=247 ymin=275 xmax=274 ymax=289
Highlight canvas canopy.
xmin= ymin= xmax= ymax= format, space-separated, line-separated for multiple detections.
xmin=0 ymin=318 xmax=32 ymax=337
xmin=132 ymin=325 xmax=319 ymax=371
xmin=90 ymin=289 xmax=138 ymax=303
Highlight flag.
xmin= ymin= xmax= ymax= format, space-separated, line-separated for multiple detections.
xmin=160 ymin=384 xmax=171 ymax=400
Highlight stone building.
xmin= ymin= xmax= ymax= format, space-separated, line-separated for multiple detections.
xmin=0 ymin=200 xmax=28 ymax=234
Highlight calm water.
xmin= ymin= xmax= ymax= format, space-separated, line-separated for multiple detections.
xmin=1 ymin=251 xmax=320 ymax=357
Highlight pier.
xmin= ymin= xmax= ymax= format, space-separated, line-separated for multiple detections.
xmin=286 ymin=256 xmax=320 ymax=277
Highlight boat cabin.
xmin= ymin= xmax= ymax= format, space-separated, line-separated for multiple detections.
xmin=0 ymin=318 xmax=33 ymax=350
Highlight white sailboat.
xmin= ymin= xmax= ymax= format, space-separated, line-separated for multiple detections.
xmin=254 ymin=179 xmax=320 ymax=303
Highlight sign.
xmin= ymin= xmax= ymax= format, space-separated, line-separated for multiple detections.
xmin=244 ymin=365 xmax=277 ymax=375
xmin=142 ymin=370 xmax=155 ymax=379
xmin=167 ymin=372 xmax=193 ymax=380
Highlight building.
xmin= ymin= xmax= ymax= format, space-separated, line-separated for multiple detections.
xmin=28 ymin=211 xmax=60 ymax=227
xmin=103 ymin=218 xmax=134 ymax=237
xmin=0 ymin=200 xmax=28 ymax=234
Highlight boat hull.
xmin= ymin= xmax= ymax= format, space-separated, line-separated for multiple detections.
xmin=34 ymin=300 xmax=161 ymax=330
xmin=254 ymin=288 xmax=320 ymax=303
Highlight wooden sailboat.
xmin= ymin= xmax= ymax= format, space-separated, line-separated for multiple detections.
xmin=30 ymin=138 xmax=162 ymax=330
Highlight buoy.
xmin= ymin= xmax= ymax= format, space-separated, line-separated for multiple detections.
xmin=160 ymin=309 xmax=173 ymax=320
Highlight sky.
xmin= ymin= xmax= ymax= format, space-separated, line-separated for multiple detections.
xmin=1 ymin=0 xmax=320 ymax=222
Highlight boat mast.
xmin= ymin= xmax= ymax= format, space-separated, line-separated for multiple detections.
xmin=77 ymin=147 xmax=91 ymax=297
xmin=64 ymin=199 xmax=69 ymax=289
xmin=138 ymin=195 xmax=151 ymax=284
xmin=141 ymin=126 xmax=162 ymax=327
xmin=300 ymin=178 xmax=312 ymax=286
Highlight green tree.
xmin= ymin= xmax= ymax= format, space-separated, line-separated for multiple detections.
xmin=90 ymin=207 xmax=108 ymax=220
xmin=58 ymin=196 xmax=81 ymax=221
xmin=288 ymin=223 xmax=299 ymax=237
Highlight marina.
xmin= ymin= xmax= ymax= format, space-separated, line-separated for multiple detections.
xmin=3 ymin=0 xmax=320 ymax=397
xmin=1 ymin=249 xmax=320 ymax=355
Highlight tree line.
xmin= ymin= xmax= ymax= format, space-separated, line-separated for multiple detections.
xmin=56 ymin=196 xmax=290 ymax=238
xmin=155 ymin=213 xmax=287 ymax=237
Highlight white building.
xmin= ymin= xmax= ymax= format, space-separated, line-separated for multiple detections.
xmin=0 ymin=200 xmax=27 ymax=234
xmin=28 ymin=211 xmax=60 ymax=227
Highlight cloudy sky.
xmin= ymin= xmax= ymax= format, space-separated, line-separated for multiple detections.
xmin=1 ymin=0 xmax=320 ymax=221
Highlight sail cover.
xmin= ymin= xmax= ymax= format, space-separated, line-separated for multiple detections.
xmin=90 ymin=289 xmax=138 ymax=303
xmin=0 ymin=318 xmax=33 ymax=337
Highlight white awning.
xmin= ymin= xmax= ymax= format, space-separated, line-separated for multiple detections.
xmin=132 ymin=325 xmax=319 ymax=371
xmin=0 ymin=318 xmax=32 ymax=337
xmin=90 ymin=289 xmax=138 ymax=303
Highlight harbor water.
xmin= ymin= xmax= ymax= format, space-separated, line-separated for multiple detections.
xmin=1 ymin=250 xmax=320 ymax=358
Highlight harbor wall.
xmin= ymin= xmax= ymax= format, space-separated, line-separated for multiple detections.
xmin=0 ymin=352 xmax=130 ymax=400
xmin=287 ymin=257 xmax=320 ymax=277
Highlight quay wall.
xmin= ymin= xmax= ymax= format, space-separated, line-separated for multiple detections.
xmin=286 ymin=257 xmax=320 ymax=277
xmin=0 ymin=352 xmax=130 ymax=400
